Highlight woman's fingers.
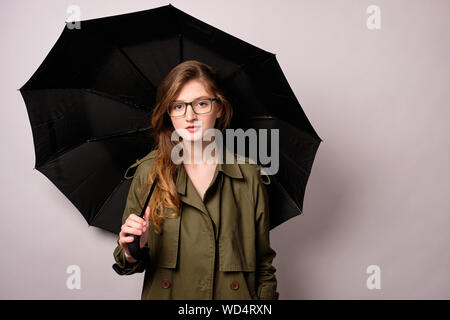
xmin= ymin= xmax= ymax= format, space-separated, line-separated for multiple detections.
xmin=121 ymin=225 xmax=144 ymax=236
xmin=128 ymin=213 xmax=146 ymax=225
xmin=143 ymin=206 xmax=150 ymax=223
xmin=126 ymin=219 xmax=144 ymax=230
xmin=119 ymin=210 xmax=151 ymax=252
xmin=126 ymin=213 xmax=148 ymax=230
xmin=123 ymin=235 xmax=135 ymax=243
xmin=118 ymin=232 xmax=135 ymax=247
xmin=138 ymin=207 xmax=151 ymax=249
xmin=119 ymin=233 xmax=135 ymax=243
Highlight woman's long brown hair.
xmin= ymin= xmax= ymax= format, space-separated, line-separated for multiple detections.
xmin=139 ymin=60 xmax=233 ymax=234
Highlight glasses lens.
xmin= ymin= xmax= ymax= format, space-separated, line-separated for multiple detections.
xmin=193 ymin=98 xmax=212 ymax=114
xmin=169 ymin=102 xmax=186 ymax=117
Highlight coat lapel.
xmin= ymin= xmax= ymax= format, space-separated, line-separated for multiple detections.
xmin=176 ymin=164 xmax=209 ymax=215
xmin=175 ymin=157 xmax=244 ymax=215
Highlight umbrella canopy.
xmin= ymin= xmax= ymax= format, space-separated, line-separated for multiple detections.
xmin=19 ymin=4 xmax=321 ymax=234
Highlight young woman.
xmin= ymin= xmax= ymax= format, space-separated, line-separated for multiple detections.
xmin=112 ymin=60 xmax=279 ymax=300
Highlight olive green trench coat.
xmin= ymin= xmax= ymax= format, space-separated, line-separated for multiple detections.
xmin=112 ymin=149 xmax=279 ymax=300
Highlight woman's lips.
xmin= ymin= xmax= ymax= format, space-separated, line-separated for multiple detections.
xmin=186 ymin=126 xmax=200 ymax=133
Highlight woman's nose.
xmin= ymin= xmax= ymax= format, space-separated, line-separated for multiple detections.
xmin=185 ymin=104 xmax=197 ymax=120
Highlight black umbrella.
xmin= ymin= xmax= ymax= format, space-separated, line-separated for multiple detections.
xmin=19 ymin=3 xmax=321 ymax=235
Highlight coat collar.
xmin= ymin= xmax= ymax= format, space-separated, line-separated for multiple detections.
xmin=175 ymin=148 xmax=244 ymax=196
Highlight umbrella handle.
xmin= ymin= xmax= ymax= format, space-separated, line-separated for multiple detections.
xmin=127 ymin=176 xmax=158 ymax=260
xmin=128 ymin=234 xmax=143 ymax=260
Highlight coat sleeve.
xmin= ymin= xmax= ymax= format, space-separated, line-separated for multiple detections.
xmin=254 ymin=170 xmax=279 ymax=300
xmin=112 ymin=164 xmax=150 ymax=275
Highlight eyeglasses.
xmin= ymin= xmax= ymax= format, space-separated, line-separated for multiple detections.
xmin=167 ymin=97 xmax=219 ymax=118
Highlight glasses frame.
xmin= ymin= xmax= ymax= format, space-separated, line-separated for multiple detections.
xmin=167 ymin=97 xmax=219 ymax=118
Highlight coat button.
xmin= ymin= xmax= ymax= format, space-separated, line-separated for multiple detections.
xmin=160 ymin=279 xmax=171 ymax=289
xmin=230 ymin=280 xmax=239 ymax=290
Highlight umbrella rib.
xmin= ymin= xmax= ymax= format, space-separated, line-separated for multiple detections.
xmin=170 ymin=5 xmax=184 ymax=62
xmin=113 ymin=45 xmax=157 ymax=91
xmin=223 ymin=53 xmax=275 ymax=83
xmin=249 ymin=151 xmax=312 ymax=179
xmin=178 ymin=33 xmax=183 ymax=62
xmin=244 ymin=116 xmax=319 ymax=176
xmin=21 ymin=87 xmax=151 ymax=115
xmin=273 ymin=179 xmax=303 ymax=213
xmin=34 ymin=126 xmax=151 ymax=170
xmin=89 ymin=178 xmax=123 ymax=228
xmin=86 ymin=126 xmax=152 ymax=142
xmin=67 ymin=170 xmax=96 ymax=199
xmin=92 ymin=26 xmax=157 ymax=92
xmin=82 ymin=88 xmax=150 ymax=110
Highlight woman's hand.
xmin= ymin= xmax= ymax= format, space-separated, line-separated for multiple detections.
xmin=118 ymin=206 xmax=151 ymax=263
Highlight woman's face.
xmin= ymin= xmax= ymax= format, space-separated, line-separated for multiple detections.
xmin=169 ymin=79 xmax=223 ymax=143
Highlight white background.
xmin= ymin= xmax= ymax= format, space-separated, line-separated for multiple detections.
xmin=1 ymin=0 xmax=449 ymax=299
